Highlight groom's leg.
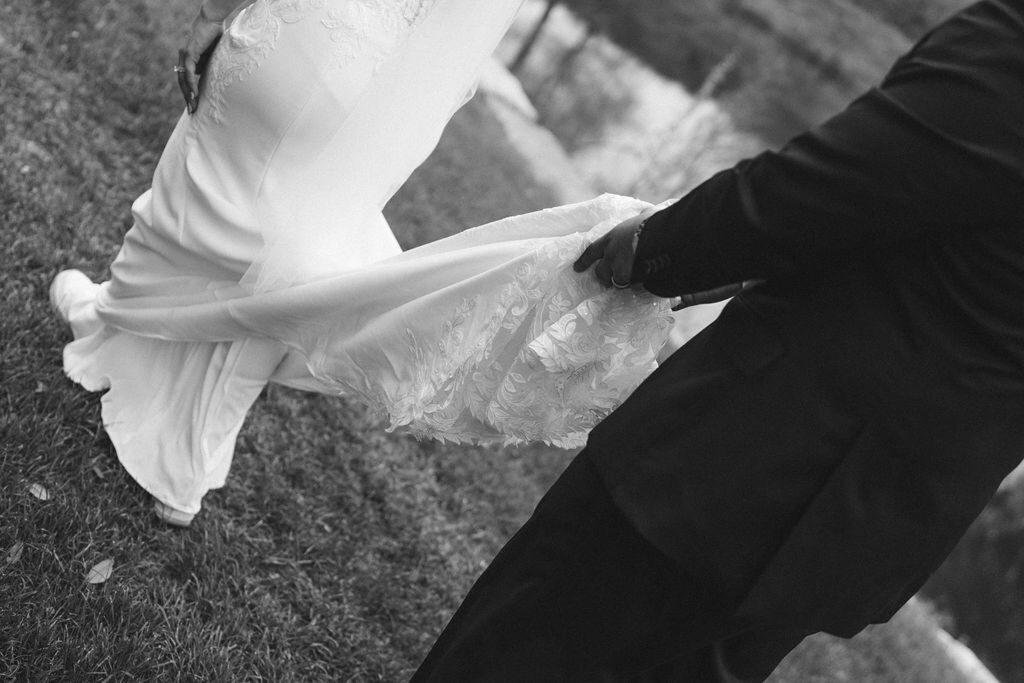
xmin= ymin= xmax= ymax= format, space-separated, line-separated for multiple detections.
xmin=411 ymin=449 xmax=728 ymax=682
xmin=716 ymin=628 xmax=808 ymax=681
xmin=627 ymin=628 xmax=807 ymax=682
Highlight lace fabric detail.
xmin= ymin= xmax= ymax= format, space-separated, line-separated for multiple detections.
xmin=203 ymin=0 xmax=437 ymax=122
xmin=322 ymin=0 xmax=438 ymax=69
xmin=204 ymin=0 xmax=325 ymax=122
xmin=309 ymin=227 xmax=675 ymax=449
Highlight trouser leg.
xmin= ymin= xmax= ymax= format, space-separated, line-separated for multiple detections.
xmin=715 ymin=628 xmax=808 ymax=682
xmin=638 ymin=627 xmax=805 ymax=683
xmin=411 ymin=449 xmax=730 ymax=683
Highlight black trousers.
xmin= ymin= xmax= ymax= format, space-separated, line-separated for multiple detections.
xmin=411 ymin=450 xmax=805 ymax=682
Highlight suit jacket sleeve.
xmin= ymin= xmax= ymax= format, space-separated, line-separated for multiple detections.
xmin=632 ymin=0 xmax=1024 ymax=297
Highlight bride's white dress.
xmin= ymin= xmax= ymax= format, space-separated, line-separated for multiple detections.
xmin=56 ymin=0 xmax=674 ymax=514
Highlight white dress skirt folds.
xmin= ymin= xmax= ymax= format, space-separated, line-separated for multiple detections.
xmin=57 ymin=0 xmax=674 ymax=514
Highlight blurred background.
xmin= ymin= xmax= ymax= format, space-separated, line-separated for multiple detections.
xmin=495 ymin=0 xmax=969 ymax=199
xmin=3 ymin=0 xmax=1022 ymax=680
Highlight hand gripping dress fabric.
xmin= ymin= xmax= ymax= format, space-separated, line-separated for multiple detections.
xmin=57 ymin=0 xmax=674 ymax=514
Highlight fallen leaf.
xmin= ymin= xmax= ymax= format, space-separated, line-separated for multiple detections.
xmin=34 ymin=381 xmax=47 ymax=393
xmin=5 ymin=542 xmax=24 ymax=565
xmin=29 ymin=483 xmax=50 ymax=501
xmin=85 ymin=559 xmax=114 ymax=584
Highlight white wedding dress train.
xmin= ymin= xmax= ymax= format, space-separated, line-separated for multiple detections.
xmin=55 ymin=0 xmax=674 ymax=515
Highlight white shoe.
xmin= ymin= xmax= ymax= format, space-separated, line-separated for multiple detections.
xmin=49 ymin=269 xmax=100 ymax=337
xmin=153 ymin=498 xmax=196 ymax=528
xmin=49 ymin=269 xmax=92 ymax=321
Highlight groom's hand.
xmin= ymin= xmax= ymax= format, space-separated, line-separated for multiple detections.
xmin=177 ymin=6 xmax=227 ymax=114
xmin=573 ymin=208 xmax=657 ymax=288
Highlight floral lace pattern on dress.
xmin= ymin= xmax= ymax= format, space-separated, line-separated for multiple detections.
xmin=309 ymin=226 xmax=675 ymax=449
xmin=203 ymin=0 xmax=437 ymax=122
xmin=322 ymin=0 xmax=438 ymax=69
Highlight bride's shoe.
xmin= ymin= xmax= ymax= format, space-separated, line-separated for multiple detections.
xmin=49 ymin=269 xmax=91 ymax=321
xmin=49 ymin=269 xmax=101 ymax=338
xmin=153 ymin=498 xmax=196 ymax=527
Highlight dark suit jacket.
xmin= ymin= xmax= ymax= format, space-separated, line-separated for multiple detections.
xmin=588 ymin=0 xmax=1024 ymax=637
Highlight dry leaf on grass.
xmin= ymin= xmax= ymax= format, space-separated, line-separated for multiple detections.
xmin=85 ymin=559 xmax=114 ymax=584
xmin=29 ymin=483 xmax=50 ymax=501
xmin=5 ymin=541 xmax=24 ymax=565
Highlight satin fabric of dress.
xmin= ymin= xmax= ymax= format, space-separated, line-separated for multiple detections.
xmin=59 ymin=0 xmax=673 ymax=515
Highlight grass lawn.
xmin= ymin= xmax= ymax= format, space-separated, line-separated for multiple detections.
xmin=0 ymin=1 xmax=995 ymax=681
xmin=2 ymin=1 xmax=569 ymax=679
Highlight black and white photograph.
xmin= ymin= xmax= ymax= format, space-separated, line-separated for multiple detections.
xmin=2 ymin=0 xmax=1023 ymax=680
